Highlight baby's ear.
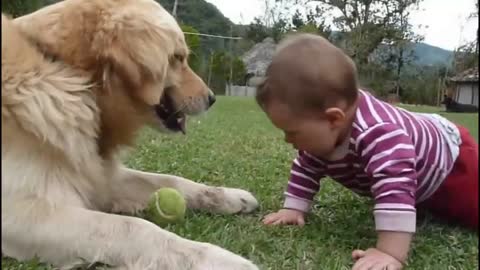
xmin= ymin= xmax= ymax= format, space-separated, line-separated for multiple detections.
xmin=324 ymin=107 xmax=347 ymax=128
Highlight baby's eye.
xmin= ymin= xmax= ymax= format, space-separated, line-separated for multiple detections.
xmin=286 ymin=131 xmax=297 ymax=136
xmin=285 ymin=132 xmax=296 ymax=141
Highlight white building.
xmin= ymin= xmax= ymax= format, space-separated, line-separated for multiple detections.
xmin=226 ymin=38 xmax=276 ymax=97
xmin=447 ymin=68 xmax=479 ymax=106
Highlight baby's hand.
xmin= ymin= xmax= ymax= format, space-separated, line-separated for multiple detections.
xmin=352 ymin=248 xmax=403 ymax=270
xmin=263 ymin=209 xmax=306 ymax=227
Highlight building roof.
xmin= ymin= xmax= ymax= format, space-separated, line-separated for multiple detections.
xmin=242 ymin=37 xmax=276 ymax=76
xmin=448 ymin=67 xmax=479 ymax=83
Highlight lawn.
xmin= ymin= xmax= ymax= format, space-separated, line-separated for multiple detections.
xmin=2 ymin=96 xmax=478 ymax=270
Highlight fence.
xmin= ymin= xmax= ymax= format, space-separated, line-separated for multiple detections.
xmin=225 ymin=85 xmax=257 ymax=97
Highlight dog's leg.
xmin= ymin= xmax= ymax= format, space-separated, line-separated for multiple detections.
xmin=2 ymin=197 xmax=258 ymax=270
xmin=111 ymin=167 xmax=259 ymax=215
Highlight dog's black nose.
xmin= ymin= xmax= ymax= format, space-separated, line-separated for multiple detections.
xmin=208 ymin=94 xmax=216 ymax=107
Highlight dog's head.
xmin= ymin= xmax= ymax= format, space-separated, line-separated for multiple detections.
xmin=441 ymin=94 xmax=453 ymax=106
xmin=14 ymin=0 xmax=215 ymax=135
xmin=93 ymin=0 xmax=215 ymax=134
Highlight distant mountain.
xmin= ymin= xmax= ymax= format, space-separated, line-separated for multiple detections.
xmin=372 ymin=42 xmax=454 ymax=67
xmin=411 ymin=43 xmax=454 ymax=66
xmin=157 ymin=0 xmax=233 ymax=36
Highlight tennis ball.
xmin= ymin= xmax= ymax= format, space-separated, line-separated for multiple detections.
xmin=145 ymin=188 xmax=186 ymax=227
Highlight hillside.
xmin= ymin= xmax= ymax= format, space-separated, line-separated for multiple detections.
xmin=156 ymin=0 xmax=233 ymax=36
xmin=372 ymin=41 xmax=454 ymax=68
xmin=412 ymin=43 xmax=454 ymax=66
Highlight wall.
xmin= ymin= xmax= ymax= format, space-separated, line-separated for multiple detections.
xmin=455 ymin=82 xmax=479 ymax=106
xmin=474 ymin=84 xmax=479 ymax=106
xmin=225 ymin=85 xmax=257 ymax=97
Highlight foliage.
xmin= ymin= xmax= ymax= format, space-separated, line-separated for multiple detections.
xmin=246 ymin=0 xmax=293 ymax=42
xmin=230 ymin=58 xmax=247 ymax=85
xmin=306 ymin=0 xmax=423 ymax=66
xmin=453 ymin=1 xmax=478 ymax=73
xmin=289 ymin=5 xmax=332 ymax=39
xmin=246 ymin=17 xmax=289 ymax=43
xmin=399 ymin=65 xmax=444 ymax=105
xmin=2 ymin=0 xmax=49 ymax=17
xmin=376 ymin=1 xmax=424 ymax=96
xmin=2 ymin=0 xmax=249 ymax=95
xmin=157 ymin=0 xmax=232 ymax=36
xmin=209 ymin=51 xmax=247 ymax=94
xmin=270 ymin=19 xmax=289 ymax=42
xmin=157 ymin=0 xmax=250 ymax=90
xmin=180 ymin=24 xmax=202 ymax=73
xmin=245 ymin=18 xmax=271 ymax=43
xmin=453 ymin=42 xmax=478 ymax=73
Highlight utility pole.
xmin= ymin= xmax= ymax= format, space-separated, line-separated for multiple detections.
xmin=207 ymin=51 xmax=214 ymax=88
xmin=172 ymin=0 xmax=179 ymax=18
xmin=228 ymin=25 xmax=234 ymax=93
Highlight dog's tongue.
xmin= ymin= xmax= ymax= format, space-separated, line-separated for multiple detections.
xmin=164 ymin=113 xmax=186 ymax=134
xmin=178 ymin=116 xmax=186 ymax=135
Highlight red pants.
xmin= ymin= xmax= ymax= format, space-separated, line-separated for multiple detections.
xmin=419 ymin=125 xmax=478 ymax=230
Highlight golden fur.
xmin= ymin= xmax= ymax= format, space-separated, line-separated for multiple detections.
xmin=2 ymin=1 xmax=258 ymax=269
xmin=13 ymin=0 xmax=212 ymax=158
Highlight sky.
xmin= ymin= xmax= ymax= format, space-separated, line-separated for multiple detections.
xmin=205 ymin=0 xmax=478 ymax=51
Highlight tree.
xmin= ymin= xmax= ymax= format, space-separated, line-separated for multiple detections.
xmin=452 ymin=1 xmax=479 ymax=73
xmin=399 ymin=64 xmax=445 ymax=105
xmin=209 ymin=51 xmax=247 ymax=94
xmin=291 ymin=9 xmax=305 ymax=29
xmin=271 ymin=18 xmax=289 ymax=42
xmin=469 ymin=2 xmax=479 ymax=56
xmin=283 ymin=0 xmax=427 ymax=104
xmin=453 ymin=42 xmax=478 ymax=72
xmin=294 ymin=0 xmax=423 ymax=66
xmin=290 ymin=6 xmax=332 ymax=39
xmin=2 ymin=0 xmax=46 ymax=17
xmin=246 ymin=18 xmax=270 ymax=43
xmin=180 ymin=24 xmax=203 ymax=73
xmin=379 ymin=2 xmax=424 ymax=97
xmin=246 ymin=0 xmax=293 ymax=42
xmin=229 ymin=57 xmax=247 ymax=85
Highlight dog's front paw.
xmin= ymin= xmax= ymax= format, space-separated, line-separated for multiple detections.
xmin=220 ymin=187 xmax=259 ymax=214
xmin=194 ymin=186 xmax=259 ymax=215
xmin=194 ymin=243 xmax=258 ymax=270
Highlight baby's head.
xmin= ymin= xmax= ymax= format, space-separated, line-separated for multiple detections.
xmin=256 ymin=33 xmax=359 ymax=158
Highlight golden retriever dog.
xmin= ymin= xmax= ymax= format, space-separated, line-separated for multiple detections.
xmin=1 ymin=0 xmax=259 ymax=269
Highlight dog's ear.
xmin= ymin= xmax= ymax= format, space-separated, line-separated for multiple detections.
xmin=93 ymin=14 xmax=174 ymax=105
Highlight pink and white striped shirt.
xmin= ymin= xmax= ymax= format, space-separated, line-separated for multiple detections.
xmin=284 ymin=90 xmax=461 ymax=233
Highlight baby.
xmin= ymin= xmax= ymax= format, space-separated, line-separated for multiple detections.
xmin=256 ymin=33 xmax=478 ymax=270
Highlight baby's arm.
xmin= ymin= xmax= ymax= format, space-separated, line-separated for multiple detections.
xmin=263 ymin=151 xmax=324 ymax=226
xmin=354 ymin=123 xmax=418 ymax=269
xmin=284 ymin=151 xmax=324 ymax=212
xmin=376 ymin=231 xmax=412 ymax=263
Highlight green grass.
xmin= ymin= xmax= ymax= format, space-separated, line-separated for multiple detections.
xmin=2 ymin=97 xmax=478 ymax=270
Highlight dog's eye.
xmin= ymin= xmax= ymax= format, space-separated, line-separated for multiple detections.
xmin=174 ymin=54 xmax=185 ymax=62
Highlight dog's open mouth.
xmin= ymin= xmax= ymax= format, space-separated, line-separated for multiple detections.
xmin=154 ymin=92 xmax=186 ymax=134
